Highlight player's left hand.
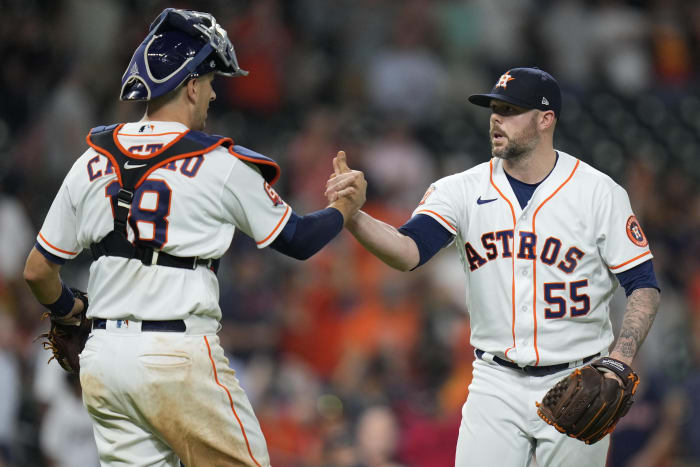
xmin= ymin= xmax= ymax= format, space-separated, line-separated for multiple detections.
xmin=38 ymin=288 xmax=92 ymax=374
xmin=602 ymin=369 xmax=624 ymax=385
xmin=536 ymin=357 xmax=639 ymax=444
xmin=324 ymin=151 xmax=366 ymax=205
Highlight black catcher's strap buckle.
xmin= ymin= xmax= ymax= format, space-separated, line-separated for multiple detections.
xmin=114 ymin=189 xmax=134 ymax=235
xmin=89 ymin=232 xmax=220 ymax=274
xmin=134 ymin=244 xmax=154 ymax=265
xmin=116 ymin=188 xmax=134 ymax=206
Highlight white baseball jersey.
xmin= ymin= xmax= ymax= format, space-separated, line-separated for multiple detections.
xmin=37 ymin=121 xmax=292 ymax=322
xmin=414 ymin=151 xmax=652 ymax=367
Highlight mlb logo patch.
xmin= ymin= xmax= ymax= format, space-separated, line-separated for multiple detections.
xmin=625 ymin=215 xmax=648 ymax=247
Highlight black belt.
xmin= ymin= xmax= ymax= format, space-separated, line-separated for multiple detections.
xmin=92 ymin=318 xmax=186 ymax=332
xmin=90 ymin=232 xmax=219 ymax=274
xmin=475 ymin=349 xmax=599 ymax=377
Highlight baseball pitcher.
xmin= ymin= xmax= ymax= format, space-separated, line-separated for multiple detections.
xmin=325 ymin=67 xmax=660 ymax=466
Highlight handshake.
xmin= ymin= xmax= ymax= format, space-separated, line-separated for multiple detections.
xmin=324 ymin=150 xmax=367 ymax=225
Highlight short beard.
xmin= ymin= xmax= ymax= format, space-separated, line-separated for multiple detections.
xmin=491 ymin=116 xmax=539 ymax=161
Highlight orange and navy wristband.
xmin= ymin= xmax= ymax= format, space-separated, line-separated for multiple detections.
xmin=45 ymin=283 xmax=75 ymax=317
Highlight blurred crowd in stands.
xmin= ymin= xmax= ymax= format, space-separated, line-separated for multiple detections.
xmin=0 ymin=0 xmax=699 ymax=465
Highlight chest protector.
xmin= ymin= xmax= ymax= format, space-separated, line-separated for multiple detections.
xmin=85 ymin=123 xmax=281 ymax=273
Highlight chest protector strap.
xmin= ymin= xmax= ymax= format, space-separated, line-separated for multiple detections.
xmin=85 ymin=123 xmax=232 ymax=273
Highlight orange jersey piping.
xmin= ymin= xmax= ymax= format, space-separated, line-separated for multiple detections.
xmin=204 ymin=336 xmax=262 ymax=467
xmin=488 ymin=159 xmax=518 ymax=361
xmin=256 ymin=205 xmax=291 ymax=246
xmin=85 ymin=128 xmax=233 ymax=190
xmin=134 ymin=139 xmax=230 ymax=188
xmin=86 ymin=136 xmax=124 ymax=186
xmin=609 ymin=250 xmax=651 ymax=270
xmin=116 ymin=131 xmax=185 ymax=137
xmin=38 ymin=232 xmax=77 ymax=255
xmin=530 ymin=159 xmax=580 ymax=365
xmin=112 ymin=124 xmax=190 ymax=160
xmin=414 ymin=209 xmax=457 ymax=233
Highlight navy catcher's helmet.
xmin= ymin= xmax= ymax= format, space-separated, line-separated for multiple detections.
xmin=120 ymin=8 xmax=248 ymax=101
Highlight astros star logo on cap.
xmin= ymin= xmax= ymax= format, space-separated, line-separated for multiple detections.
xmin=496 ymin=72 xmax=515 ymax=89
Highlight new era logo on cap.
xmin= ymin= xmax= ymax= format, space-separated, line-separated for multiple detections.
xmin=468 ymin=67 xmax=562 ymax=118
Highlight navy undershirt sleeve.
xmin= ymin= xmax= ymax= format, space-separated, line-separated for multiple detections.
xmin=397 ymin=214 xmax=454 ymax=269
xmin=270 ymin=208 xmax=344 ymax=260
xmin=35 ymin=242 xmax=67 ymax=265
xmin=615 ymin=259 xmax=660 ymax=296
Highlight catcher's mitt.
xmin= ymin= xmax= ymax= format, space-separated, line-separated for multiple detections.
xmin=38 ymin=288 xmax=91 ymax=374
xmin=536 ymin=357 xmax=639 ymax=444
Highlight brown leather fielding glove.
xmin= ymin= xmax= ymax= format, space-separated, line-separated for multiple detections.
xmin=38 ymin=288 xmax=91 ymax=374
xmin=536 ymin=357 xmax=640 ymax=444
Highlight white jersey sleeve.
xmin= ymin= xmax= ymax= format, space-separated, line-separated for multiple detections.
xmin=410 ymin=175 xmax=465 ymax=236
xmin=222 ymin=159 xmax=291 ymax=248
xmin=595 ymin=184 xmax=652 ymax=273
xmin=36 ymin=162 xmax=82 ymax=261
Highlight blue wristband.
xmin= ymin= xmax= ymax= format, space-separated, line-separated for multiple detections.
xmin=45 ymin=283 xmax=75 ymax=317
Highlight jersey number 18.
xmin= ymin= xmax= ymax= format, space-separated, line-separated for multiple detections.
xmin=105 ymin=180 xmax=172 ymax=249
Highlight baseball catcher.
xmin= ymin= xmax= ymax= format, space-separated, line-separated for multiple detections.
xmin=536 ymin=357 xmax=640 ymax=444
xmin=37 ymin=288 xmax=91 ymax=374
xmin=24 ymin=7 xmax=367 ymax=465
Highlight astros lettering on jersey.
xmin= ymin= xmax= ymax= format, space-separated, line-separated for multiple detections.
xmin=414 ymin=151 xmax=651 ymax=367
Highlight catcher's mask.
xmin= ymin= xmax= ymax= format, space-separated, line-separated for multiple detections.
xmin=120 ymin=8 xmax=248 ymax=101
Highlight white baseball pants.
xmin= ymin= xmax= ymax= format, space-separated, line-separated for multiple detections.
xmin=79 ymin=320 xmax=270 ymax=466
xmin=455 ymin=357 xmax=610 ymax=467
